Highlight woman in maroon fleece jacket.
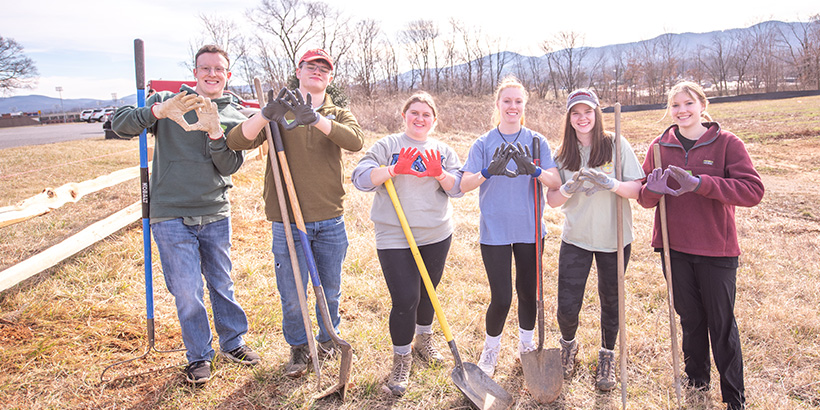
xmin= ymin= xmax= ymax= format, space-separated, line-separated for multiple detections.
xmin=638 ymin=81 xmax=763 ymax=410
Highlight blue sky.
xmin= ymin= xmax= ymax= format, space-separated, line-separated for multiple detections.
xmin=2 ymin=0 xmax=818 ymax=100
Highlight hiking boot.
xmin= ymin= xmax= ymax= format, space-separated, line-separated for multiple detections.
xmin=596 ymin=348 xmax=617 ymax=391
xmin=222 ymin=345 xmax=261 ymax=365
xmin=560 ymin=338 xmax=579 ymax=378
xmin=683 ymin=374 xmax=711 ymax=392
xmin=477 ymin=342 xmax=501 ymax=377
xmin=317 ymin=340 xmax=336 ymax=360
xmin=184 ymin=360 xmax=211 ymax=385
xmin=383 ymin=352 xmax=412 ymax=396
xmin=413 ymin=333 xmax=445 ymax=367
xmin=284 ymin=344 xmax=310 ymax=378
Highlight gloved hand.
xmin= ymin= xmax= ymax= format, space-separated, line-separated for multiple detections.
xmin=390 ymin=147 xmax=423 ymax=177
xmin=645 ymin=167 xmax=676 ymax=195
xmin=578 ymin=168 xmax=620 ymax=196
xmin=558 ymin=171 xmax=586 ymax=198
xmin=420 ymin=149 xmax=443 ymax=178
xmin=483 ymin=143 xmax=518 ymax=178
xmin=289 ymin=89 xmax=320 ymax=126
xmin=666 ymin=165 xmax=700 ymax=196
xmin=261 ymin=89 xmax=290 ymax=122
xmin=151 ymin=91 xmax=202 ymax=122
xmin=512 ymin=142 xmax=542 ymax=177
xmin=180 ymin=97 xmax=224 ymax=139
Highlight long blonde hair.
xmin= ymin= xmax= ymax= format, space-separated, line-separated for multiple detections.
xmin=491 ymin=76 xmax=528 ymax=126
xmin=666 ymin=81 xmax=713 ymax=122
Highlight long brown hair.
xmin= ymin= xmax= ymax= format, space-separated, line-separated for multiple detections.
xmin=554 ymin=104 xmax=613 ymax=172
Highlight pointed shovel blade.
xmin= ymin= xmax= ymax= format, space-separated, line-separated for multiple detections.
xmin=521 ymin=347 xmax=562 ymax=403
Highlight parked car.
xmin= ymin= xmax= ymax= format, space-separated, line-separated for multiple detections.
xmin=90 ymin=107 xmax=115 ymax=123
xmin=80 ymin=109 xmax=94 ymax=122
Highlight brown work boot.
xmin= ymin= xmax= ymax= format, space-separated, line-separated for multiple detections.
xmin=383 ymin=352 xmax=412 ymax=396
xmin=560 ymin=338 xmax=579 ymax=378
xmin=413 ymin=333 xmax=445 ymax=367
xmin=596 ymin=348 xmax=617 ymax=391
xmin=284 ymin=344 xmax=310 ymax=378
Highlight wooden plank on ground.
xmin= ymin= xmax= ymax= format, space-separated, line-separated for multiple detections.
xmin=0 ymin=201 xmax=141 ymax=292
xmin=0 ymin=166 xmax=141 ymax=228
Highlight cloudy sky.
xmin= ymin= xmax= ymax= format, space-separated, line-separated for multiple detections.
xmin=2 ymin=0 xmax=817 ymax=100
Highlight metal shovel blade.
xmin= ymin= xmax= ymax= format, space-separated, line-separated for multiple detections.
xmin=521 ymin=347 xmax=562 ymax=403
xmin=313 ymin=339 xmax=352 ymax=400
xmin=451 ymin=363 xmax=513 ymax=410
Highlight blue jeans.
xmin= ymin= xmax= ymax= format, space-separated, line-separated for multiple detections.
xmin=151 ymin=217 xmax=249 ymax=363
xmin=272 ymin=216 xmax=348 ymax=346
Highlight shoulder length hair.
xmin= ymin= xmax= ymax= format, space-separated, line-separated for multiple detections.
xmin=554 ymin=104 xmax=612 ymax=171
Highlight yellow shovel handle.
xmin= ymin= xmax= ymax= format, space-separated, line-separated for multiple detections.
xmin=383 ymin=176 xmax=455 ymax=343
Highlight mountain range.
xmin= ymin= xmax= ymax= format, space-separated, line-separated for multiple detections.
xmin=0 ymin=20 xmax=806 ymax=115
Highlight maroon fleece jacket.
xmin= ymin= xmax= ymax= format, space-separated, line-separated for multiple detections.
xmin=638 ymin=123 xmax=764 ymax=257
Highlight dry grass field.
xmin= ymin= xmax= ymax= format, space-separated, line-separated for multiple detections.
xmin=0 ymin=95 xmax=818 ymax=409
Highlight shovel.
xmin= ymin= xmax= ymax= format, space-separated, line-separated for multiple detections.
xmin=101 ymin=39 xmax=186 ymax=383
xmin=383 ymin=176 xmax=513 ymax=410
xmin=520 ymin=141 xmax=563 ymax=403
xmin=265 ymin=86 xmax=353 ymax=400
xmin=253 ymin=79 xmax=322 ymax=388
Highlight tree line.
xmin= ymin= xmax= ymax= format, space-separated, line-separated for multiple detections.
xmin=193 ymin=0 xmax=819 ymax=105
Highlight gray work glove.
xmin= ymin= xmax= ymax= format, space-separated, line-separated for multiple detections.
xmin=578 ymin=168 xmax=620 ymax=196
xmin=558 ymin=171 xmax=586 ymax=197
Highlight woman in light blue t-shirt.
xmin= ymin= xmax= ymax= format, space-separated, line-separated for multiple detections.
xmin=460 ymin=76 xmax=561 ymax=378
xmin=545 ymin=88 xmax=644 ymax=392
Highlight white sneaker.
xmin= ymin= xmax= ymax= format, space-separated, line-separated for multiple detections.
xmin=517 ymin=340 xmax=536 ymax=360
xmin=477 ymin=343 xmax=501 ymax=377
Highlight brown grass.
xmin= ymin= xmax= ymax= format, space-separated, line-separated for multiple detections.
xmin=0 ymin=96 xmax=819 ymax=409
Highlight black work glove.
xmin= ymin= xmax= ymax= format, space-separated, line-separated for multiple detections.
xmin=483 ymin=143 xmax=518 ymax=178
xmin=261 ymin=89 xmax=290 ymax=123
xmin=288 ymin=89 xmax=321 ymax=126
xmin=512 ymin=142 xmax=542 ymax=177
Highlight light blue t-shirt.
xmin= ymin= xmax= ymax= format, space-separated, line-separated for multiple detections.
xmin=461 ymin=127 xmax=557 ymax=245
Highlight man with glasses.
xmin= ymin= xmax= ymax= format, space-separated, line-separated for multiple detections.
xmin=227 ymin=48 xmax=364 ymax=378
xmin=112 ymin=44 xmax=260 ymax=385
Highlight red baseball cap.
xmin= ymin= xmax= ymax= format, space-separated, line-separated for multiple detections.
xmin=298 ymin=49 xmax=334 ymax=71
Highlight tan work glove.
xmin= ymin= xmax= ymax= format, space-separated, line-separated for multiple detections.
xmin=180 ymin=97 xmax=224 ymax=139
xmin=151 ymin=91 xmax=202 ymax=123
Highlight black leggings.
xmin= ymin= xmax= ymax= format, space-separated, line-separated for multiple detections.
xmin=480 ymin=242 xmax=539 ymax=337
xmin=378 ymin=236 xmax=451 ymax=346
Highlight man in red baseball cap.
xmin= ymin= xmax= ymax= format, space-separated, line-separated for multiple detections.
xmin=226 ymin=47 xmax=363 ymax=379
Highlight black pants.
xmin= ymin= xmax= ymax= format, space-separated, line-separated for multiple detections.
xmin=480 ymin=242 xmax=539 ymax=337
xmin=378 ymin=236 xmax=451 ymax=346
xmin=662 ymin=249 xmax=745 ymax=406
xmin=556 ymin=241 xmax=630 ymax=350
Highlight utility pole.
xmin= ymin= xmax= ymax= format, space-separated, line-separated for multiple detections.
xmin=55 ymin=86 xmax=66 ymax=123
xmin=111 ymin=92 xmax=118 ymax=106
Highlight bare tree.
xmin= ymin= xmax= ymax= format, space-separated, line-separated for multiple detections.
xmin=0 ymin=35 xmax=38 ymax=94
xmin=780 ymin=16 xmax=820 ymax=90
xmin=452 ymin=19 xmax=485 ymax=95
xmin=248 ymin=0 xmax=318 ymax=72
xmin=731 ymin=29 xmax=759 ymax=95
xmin=350 ymin=19 xmax=381 ymax=98
xmin=699 ymin=34 xmax=732 ymax=95
xmin=546 ymin=31 xmax=589 ymax=95
xmin=308 ymin=2 xmax=353 ymax=79
xmin=400 ymin=20 xmax=439 ymax=90
xmin=379 ymin=37 xmax=400 ymax=94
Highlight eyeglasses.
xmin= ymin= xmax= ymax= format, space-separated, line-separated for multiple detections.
xmin=302 ymin=63 xmax=331 ymax=75
xmin=197 ymin=66 xmax=227 ymax=74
